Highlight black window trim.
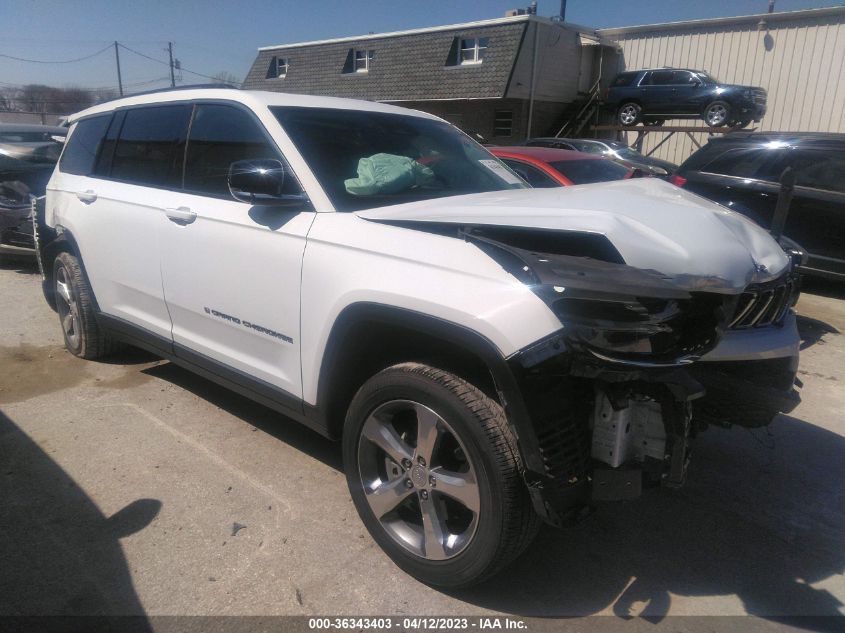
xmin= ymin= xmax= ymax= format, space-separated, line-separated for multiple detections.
xmin=68 ymin=98 xmax=307 ymax=202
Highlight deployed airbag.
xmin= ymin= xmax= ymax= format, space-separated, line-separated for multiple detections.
xmin=345 ymin=153 xmax=434 ymax=196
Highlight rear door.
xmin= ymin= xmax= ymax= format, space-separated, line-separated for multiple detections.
xmin=641 ymin=70 xmax=677 ymax=113
xmin=158 ymin=102 xmax=314 ymax=401
xmin=51 ymin=105 xmax=191 ymax=341
xmin=784 ymin=149 xmax=845 ymax=276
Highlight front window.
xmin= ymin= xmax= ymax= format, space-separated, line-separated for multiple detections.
xmin=460 ymin=37 xmax=488 ymax=64
xmin=271 ymin=106 xmax=525 ymax=212
xmin=354 ymin=50 xmax=374 ymax=72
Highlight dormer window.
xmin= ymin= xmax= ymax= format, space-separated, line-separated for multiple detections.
xmin=266 ymin=56 xmax=289 ymax=79
xmin=460 ymin=37 xmax=488 ymax=64
xmin=354 ymin=50 xmax=374 ymax=72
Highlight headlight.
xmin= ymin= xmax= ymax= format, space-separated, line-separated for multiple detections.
xmin=466 ymin=227 xmax=729 ymax=365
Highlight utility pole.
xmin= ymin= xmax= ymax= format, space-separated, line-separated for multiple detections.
xmin=114 ymin=41 xmax=124 ymax=96
xmin=168 ymin=42 xmax=176 ymax=88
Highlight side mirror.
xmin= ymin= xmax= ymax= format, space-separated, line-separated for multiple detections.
xmin=228 ymin=159 xmax=308 ymax=206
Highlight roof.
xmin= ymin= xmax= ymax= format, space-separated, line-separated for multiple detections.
xmin=65 ymin=88 xmax=440 ymax=125
xmin=597 ymin=6 xmax=845 ymax=36
xmin=704 ymin=131 xmax=845 ymax=146
xmin=490 ymin=146 xmax=602 ymax=162
xmin=257 ymin=14 xmax=533 ymax=51
xmin=242 ymin=18 xmax=533 ymax=101
xmin=0 ymin=123 xmax=67 ymax=135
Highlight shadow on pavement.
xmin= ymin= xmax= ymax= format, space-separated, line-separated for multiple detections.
xmin=797 ymin=314 xmax=840 ymax=351
xmin=142 ymin=362 xmax=343 ymax=471
xmin=451 ymin=414 xmax=845 ymax=628
xmin=0 ymin=411 xmax=159 ymax=623
xmin=142 ymin=361 xmax=845 ymax=626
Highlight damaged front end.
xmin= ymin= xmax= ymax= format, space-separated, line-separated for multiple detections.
xmin=463 ymin=226 xmax=801 ymax=525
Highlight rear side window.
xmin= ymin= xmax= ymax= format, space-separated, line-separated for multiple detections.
xmin=700 ymin=148 xmax=783 ymax=181
xmin=611 ymin=72 xmax=637 ymax=87
xmin=551 ymin=159 xmax=630 ymax=184
xmin=110 ymin=105 xmax=192 ymax=188
xmin=790 ymin=150 xmax=845 ymax=194
xmin=184 ymin=104 xmax=285 ymax=197
xmin=59 ymin=115 xmax=111 ymax=176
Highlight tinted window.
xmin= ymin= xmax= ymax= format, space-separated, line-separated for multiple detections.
xmin=93 ymin=111 xmax=124 ymax=176
xmin=59 ymin=115 xmax=111 ymax=176
xmin=501 ymin=160 xmax=556 ymax=187
xmin=649 ymin=70 xmax=676 ymax=85
xmin=700 ymin=148 xmax=784 ymax=181
xmin=611 ymin=72 xmax=638 ymax=87
xmin=272 ymin=107 xmax=525 ymax=212
xmin=184 ymin=104 xmax=286 ymax=197
xmin=788 ymin=150 xmax=845 ymax=194
xmin=672 ymin=71 xmax=697 ymax=84
xmin=110 ymin=105 xmax=191 ymax=187
xmin=550 ymin=159 xmax=630 ymax=184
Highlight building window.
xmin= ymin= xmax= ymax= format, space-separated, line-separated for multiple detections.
xmin=494 ymin=110 xmax=513 ymax=137
xmin=276 ymin=58 xmax=289 ymax=78
xmin=460 ymin=37 xmax=488 ymax=64
xmin=266 ymin=56 xmax=288 ymax=79
xmin=354 ymin=50 xmax=374 ymax=72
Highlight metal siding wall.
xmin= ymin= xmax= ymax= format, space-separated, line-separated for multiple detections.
xmin=604 ymin=14 xmax=845 ymax=165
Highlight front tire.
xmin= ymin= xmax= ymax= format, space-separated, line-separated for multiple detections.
xmin=53 ymin=251 xmax=120 ymax=359
xmin=343 ymin=363 xmax=540 ymax=588
xmin=618 ymin=102 xmax=642 ymax=126
xmin=704 ymin=101 xmax=731 ymax=127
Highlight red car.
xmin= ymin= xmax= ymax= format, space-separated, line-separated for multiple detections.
xmin=490 ymin=146 xmax=632 ymax=187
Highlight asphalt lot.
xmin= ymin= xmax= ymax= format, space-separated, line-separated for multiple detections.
xmin=1 ymin=251 xmax=844 ymax=628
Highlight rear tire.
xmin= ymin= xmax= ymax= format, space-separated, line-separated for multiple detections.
xmin=53 ymin=251 xmax=121 ymax=359
xmin=343 ymin=363 xmax=540 ymax=588
xmin=618 ymin=102 xmax=642 ymax=126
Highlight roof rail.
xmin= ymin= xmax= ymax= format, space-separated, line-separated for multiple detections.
xmin=96 ymin=83 xmax=238 ymax=106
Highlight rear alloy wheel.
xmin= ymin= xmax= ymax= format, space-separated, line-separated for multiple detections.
xmin=704 ymin=101 xmax=731 ymax=127
xmin=618 ymin=102 xmax=642 ymax=126
xmin=53 ymin=251 xmax=121 ymax=359
xmin=343 ymin=363 xmax=540 ymax=588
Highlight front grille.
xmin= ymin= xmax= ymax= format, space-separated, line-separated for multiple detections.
xmin=729 ymin=276 xmax=796 ymax=329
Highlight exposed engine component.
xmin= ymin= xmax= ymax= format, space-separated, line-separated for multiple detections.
xmin=590 ymin=391 xmax=666 ymax=469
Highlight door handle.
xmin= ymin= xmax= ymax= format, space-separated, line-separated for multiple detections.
xmin=164 ymin=207 xmax=197 ymax=225
xmin=75 ymin=190 xmax=97 ymax=204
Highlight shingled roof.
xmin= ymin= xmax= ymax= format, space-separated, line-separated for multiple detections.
xmin=242 ymin=16 xmax=529 ymax=101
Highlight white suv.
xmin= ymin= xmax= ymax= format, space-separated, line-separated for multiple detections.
xmin=39 ymin=88 xmax=801 ymax=587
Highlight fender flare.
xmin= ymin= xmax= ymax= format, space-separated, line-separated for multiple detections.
xmin=308 ymin=302 xmax=546 ymax=474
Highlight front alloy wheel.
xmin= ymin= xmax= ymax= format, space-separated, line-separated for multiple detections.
xmin=358 ymin=399 xmax=480 ymax=560
xmin=344 ymin=363 xmax=540 ymax=587
xmin=705 ymin=102 xmax=730 ymax=127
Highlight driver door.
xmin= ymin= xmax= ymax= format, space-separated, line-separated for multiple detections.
xmin=159 ymin=103 xmax=315 ymax=402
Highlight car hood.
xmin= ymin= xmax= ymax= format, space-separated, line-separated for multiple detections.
xmin=356 ymin=178 xmax=789 ymax=293
xmin=623 ymin=155 xmax=677 ymax=174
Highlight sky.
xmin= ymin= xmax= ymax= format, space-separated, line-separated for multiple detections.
xmin=1 ymin=0 xmax=842 ymax=97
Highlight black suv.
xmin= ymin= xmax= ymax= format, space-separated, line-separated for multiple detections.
xmin=672 ymin=132 xmax=845 ymax=280
xmin=605 ymin=68 xmax=767 ymax=128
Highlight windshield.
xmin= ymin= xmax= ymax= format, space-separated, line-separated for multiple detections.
xmin=271 ymin=107 xmax=526 ymax=211
xmin=696 ymin=71 xmax=719 ymax=84
xmin=550 ymin=159 xmax=630 ymax=184
xmin=606 ymin=142 xmax=643 ymax=160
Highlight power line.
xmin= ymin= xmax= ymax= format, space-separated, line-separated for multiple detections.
xmin=118 ymin=42 xmax=224 ymax=82
xmin=0 ymin=44 xmax=113 ymax=64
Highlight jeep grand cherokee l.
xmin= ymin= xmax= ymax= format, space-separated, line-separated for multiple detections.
xmin=606 ymin=68 xmax=767 ymax=128
xmin=39 ymin=88 xmax=800 ymax=588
